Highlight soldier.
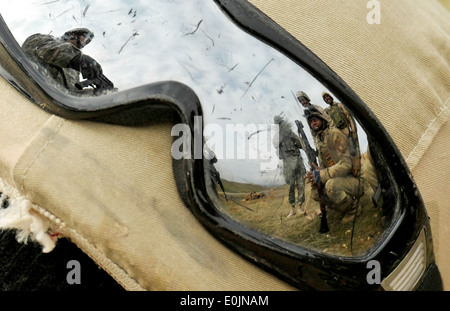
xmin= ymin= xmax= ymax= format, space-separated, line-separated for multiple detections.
xmin=297 ymin=91 xmax=324 ymax=114
xmin=208 ymin=155 xmax=228 ymax=201
xmin=322 ymin=92 xmax=356 ymax=136
xmin=296 ymin=91 xmax=334 ymax=127
xmin=21 ymin=28 xmax=102 ymax=94
xmin=204 ymin=145 xmax=228 ymax=201
xmin=305 ymin=111 xmax=363 ymax=223
xmin=273 ymin=115 xmax=306 ymax=217
xmin=322 ymin=92 xmax=361 ymax=176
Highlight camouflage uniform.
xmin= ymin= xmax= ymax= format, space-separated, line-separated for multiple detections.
xmin=308 ymin=113 xmax=363 ymax=214
xmin=324 ymin=101 xmax=352 ymax=136
xmin=22 ymin=34 xmax=83 ymax=93
xmin=274 ymin=117 xmax=306 ymax=210
xmin=296 ymin=91 xmax=335 ymax=128
xmin=322 ymin=92 xmax=361 ymax=177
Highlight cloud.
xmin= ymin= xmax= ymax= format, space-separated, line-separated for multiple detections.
xmin=1 ymin=0 xmax=368 ymax=185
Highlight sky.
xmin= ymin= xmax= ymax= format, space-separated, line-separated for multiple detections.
xmin=1 ymin=0 xmax=368 ymax=186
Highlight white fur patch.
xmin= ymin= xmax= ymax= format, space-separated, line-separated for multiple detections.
xmin=0 ymin=178 xmax=61 ymax=253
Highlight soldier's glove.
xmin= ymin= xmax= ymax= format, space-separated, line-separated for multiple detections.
xmin=313 ymin=170 xmax=321 ymax=184
xmin=80 ymin=55 xmax=103 ymax=79
xmin=69 ymin=54 xmax=103 ymax=79
xmin=306 ymin=170 xmax=320 ymax=184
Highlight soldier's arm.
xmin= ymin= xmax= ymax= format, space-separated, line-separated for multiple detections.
xmin=338 ymin=103 xmax=358 ymax=135
xmin=290 ymin=131 xmax=303 ymax=149
xmin=319 ymin=130 xmax=353 ymax=182
xmin=35 ymin=39 xmax=81 ymax=68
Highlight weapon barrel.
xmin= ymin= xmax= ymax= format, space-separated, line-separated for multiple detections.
xmin=99 ymin=74 xmax=114 ymax=88
xmin=74 ymin=79 xmax=92 ymax=90
xmin=294 ymin=120 xmax=316 ymax=167
xmin=294 ymin=119 xmax=329 ymax=233
xmin=74 ymin=74 xmax=115 ymax=94
xmin=316 ymin=184 xmax=330 ymax=233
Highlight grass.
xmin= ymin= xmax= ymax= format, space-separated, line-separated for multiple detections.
xmin=217 ymin=181 xmax=385 ymax=257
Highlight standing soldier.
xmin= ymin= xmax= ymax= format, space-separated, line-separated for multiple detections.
xmin=305 ymin=111 xmax=363 ymax=223
xmin=273 ymin=115 xmax=307 ymax=217
xmin=297 ymin=91 xmax=326 ymax=115
xmin=203 ymin=145 xmax=228 ymax=201
xmin=21 ymin=28 xmax=102 ymax=94
xmin=322 ymin=92 xmax=361 ymax=177
xmin=208 ymin=154 xmax=228 ymax=201
xmin=322 ymin=92 xmax=356 ymax=136
xmin=296 ymin=91 xmax=334 ymax=127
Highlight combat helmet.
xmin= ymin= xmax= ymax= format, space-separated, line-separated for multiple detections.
xmin=273 ymin=114 xmax=284 ymax=124
xmin=61 ymin=28 xmax=94 ymax=48
xmin=322 ymin=91 xmax=332 ymax=99
xmin=306 ymin=110 xmax=328 ymax=132
xmin=322 ymin=91 xmax=335 ymax=104
xmin=296 ymin=91 xmax=311 ymax=102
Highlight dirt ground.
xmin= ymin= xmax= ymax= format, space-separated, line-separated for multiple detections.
xmin=217 ymin=182 xmax=386 ymax=257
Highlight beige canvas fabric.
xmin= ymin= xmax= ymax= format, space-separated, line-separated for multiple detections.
xmin=247 ymin=0 xmax=450 ymax=289
xmin=0 ymin=0 xmax=448 ymax=290
xmin=0 ymin=76 xmax=298 ymax=291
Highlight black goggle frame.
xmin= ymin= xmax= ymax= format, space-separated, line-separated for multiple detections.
xmin=0 ymin=0 xmax=437 ymax=290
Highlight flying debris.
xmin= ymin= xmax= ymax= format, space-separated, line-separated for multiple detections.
xmin=184 ymin=20 xmax=203 ymax=36
xmin=217 ymin=84 xmax=226 ymax=94
xmin=241 ymin=58 xmax=274 ymax=99
xmin=83 ymin=4 xmax=90 ymax=17
xmin=128 ymin=8 xmax=137 ymax=17
xmin=118 ymin=31 xmax=139 ymax=54
xmin=228 ymin=63 xmax=238 ymax=72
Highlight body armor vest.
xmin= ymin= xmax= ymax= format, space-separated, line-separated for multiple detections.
xmin=327 ymin=104 xmax=349 ymax=130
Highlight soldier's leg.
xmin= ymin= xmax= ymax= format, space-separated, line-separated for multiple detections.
xmin=287 ymin=180 xmax=297 ymax=217
xmin=296 ymin=172 xmax=306 ymax=205
xmin=324 ymin=177 xmax=363 ymax=215
xmin=288 ymin=179 xmax=296 ymax=205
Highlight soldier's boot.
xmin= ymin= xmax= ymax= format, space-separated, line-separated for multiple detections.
xmin=298 ymin=201 xmax=307 ymax=215
xmin=287 ymin=204 xmax=297 ymax=218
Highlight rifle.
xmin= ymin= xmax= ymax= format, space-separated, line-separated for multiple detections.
xmin=295 ymin=120 xmax=330 ymax=233
xmin=75 ymin=74 xmax=117 ymax=95
xmin=209 ymin=165 xmax=254 ymax=211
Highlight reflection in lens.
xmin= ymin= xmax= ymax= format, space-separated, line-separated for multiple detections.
xmin=1 ymin=0 xmax=394 ymax=257
xmin=208 ymin=95 xmax=387 ymax=257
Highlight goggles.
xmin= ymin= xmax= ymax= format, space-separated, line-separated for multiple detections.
xmin=0 ymin=0 xmax=443 ymax=290
xmin=78 ymin=35 xmax=92 ymax=49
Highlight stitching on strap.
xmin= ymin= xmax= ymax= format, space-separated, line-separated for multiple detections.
xmin=406 ymin=98 xmax=449 ymax=170
xmin=20 ymin=117 xmax=65 ymax=188
xmin=59 ymin=225 xmax=146 ymax=291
